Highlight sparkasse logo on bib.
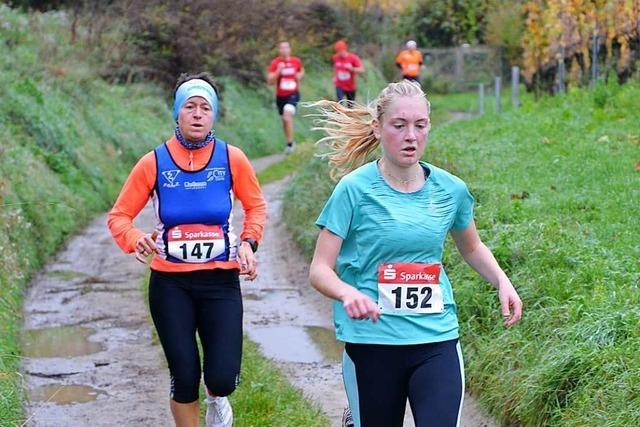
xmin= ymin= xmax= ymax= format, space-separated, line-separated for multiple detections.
xmin=171 ymin=227 xmax=182 ymax=239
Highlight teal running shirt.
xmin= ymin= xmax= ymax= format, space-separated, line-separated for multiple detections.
xmin=316 ymin=160 xmax=474 ymax=345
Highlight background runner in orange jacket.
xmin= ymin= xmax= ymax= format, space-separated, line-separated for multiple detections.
xmin=332 ymin=39 xmax=364 ymax=104
xmin=395 ymin=40 xmax=423 ymax=83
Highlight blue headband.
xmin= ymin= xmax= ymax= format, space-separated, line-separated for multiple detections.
xmin=172 ymin=79 xmax=218 ymax=121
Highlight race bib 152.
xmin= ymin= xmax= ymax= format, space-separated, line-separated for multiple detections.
xmin=377 ymin=263 xmax=444 ymax=315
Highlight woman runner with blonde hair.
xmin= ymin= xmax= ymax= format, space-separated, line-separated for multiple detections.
xmin=308 ymin=80 xmax=522 ymax=427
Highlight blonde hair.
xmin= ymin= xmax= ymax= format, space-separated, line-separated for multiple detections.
xmin=308 ymin=80 xmax=430 ymax=180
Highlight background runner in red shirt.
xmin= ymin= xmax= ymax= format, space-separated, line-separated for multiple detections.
xmin=332 ymin=39 xmax=364 ymax=105
xmin=266 ymin=41 xmax=304 ymax=154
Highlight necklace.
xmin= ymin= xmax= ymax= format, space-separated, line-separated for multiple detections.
xmin=379 ymin=160 xmax=422 ymax=185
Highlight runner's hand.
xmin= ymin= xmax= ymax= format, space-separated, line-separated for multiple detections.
xmin=341 ymin=288 xmax=381 ymax=323
xmin=238 ymin=242 xmax=257 ymax=281
xmin=135 ymin=231 xmax=159 ymax=264
xmin=498 ymin=280 xmax=523 ymax=327
xmin=276 ymin=62 xmax=285 ymax=74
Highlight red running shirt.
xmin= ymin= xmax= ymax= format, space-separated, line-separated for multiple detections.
xmin=333 ymin=53 xmax=362 ymax=92
xmin=332 ymin=52 xmax=362 ymax=92
xmin=268 ymin=56 xmax=303 ymax=97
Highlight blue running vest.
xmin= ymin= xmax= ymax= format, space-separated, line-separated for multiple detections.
xmin=154 ymin=140 xmax=233 ymax=263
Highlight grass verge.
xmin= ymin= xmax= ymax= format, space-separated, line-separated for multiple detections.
xmin=0 ymin=7 xmax=169 ymax=422
xmin=282 ymin=81 xmax=640 ymax=426
xmin=256 ymin=143 xmax=315 ymax=185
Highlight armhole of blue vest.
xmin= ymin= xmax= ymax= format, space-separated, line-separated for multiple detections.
xmin=224 ymin=141 xmax=234 ymax=190
xmin=153 ymin=146 xmax=164 ymax=227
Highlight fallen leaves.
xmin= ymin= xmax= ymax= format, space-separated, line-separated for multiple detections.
xmin=511 ymin=191 xmax=530 ymax=200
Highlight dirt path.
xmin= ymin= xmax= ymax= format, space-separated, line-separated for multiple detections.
xmin=240 ymin=178 xmax=498 ymax=427
xmin=21 ymin=205 xmax=170 ymax=426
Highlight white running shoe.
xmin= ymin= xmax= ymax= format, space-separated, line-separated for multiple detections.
xmin=205 ymin=395 xmax=233 ymax=427
xmin=284 ymin=142 xmax=295 ymax=155
xmin=342 ymin=407 xmax=354 ymax=427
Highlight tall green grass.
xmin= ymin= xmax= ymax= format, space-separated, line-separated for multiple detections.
xmin=0 ymin=7 xmax=170 ymax=422
xmin=282 ymin=81 xmax=640 ymax=426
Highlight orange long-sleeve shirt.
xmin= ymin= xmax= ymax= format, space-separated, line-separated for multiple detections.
xmin=107 ymin=136 xmax=266 ymax=273
xmin=395 ymin=49 xmax=423 ymax=78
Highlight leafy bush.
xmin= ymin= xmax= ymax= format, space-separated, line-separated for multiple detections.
xmin=522 ymin=0 xmax=640 ymax=94
xmin=397 ymin=0 xmax=491 ymax=47
xmin=106 ymin=0 xmax=344 ymax=88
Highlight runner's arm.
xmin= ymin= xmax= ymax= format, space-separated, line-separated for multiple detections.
xmin=352 ymin=56 xmax=365 ymax=74
xmin=266 ymin=70 xmax=279 ymax=85
xmin=395 ymin=52 xmax=403 ymax=69
xmin=266 ymin=59 xmax=281 ymax=85
xmin=309 ymin=228 xmax=381 ymax=322
xmin=296 ymin=67 xmax=305 ymax=81
xmin=450 ymin=220 xmax=523 ymax=326
xmin=228 ymin=146 xmax=266 ymax=243
xmin=107 ymin=153 xmax=156 ymax=253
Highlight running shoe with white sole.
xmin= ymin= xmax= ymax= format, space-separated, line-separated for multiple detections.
xmin=342 ymin=407 xmax=354 ymax=427
xmin=205 ymin=395 xmax=233 ymax=427
xmin=284 ymin=142 xmax=295 ymax=154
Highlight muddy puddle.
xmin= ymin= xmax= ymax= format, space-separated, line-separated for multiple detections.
xmin=248 ymin=325 xmax=342 ymax=364
xmin=306 ymin=326 xmax=344 ymax=363
xmin=29 ymin=384 xmax=105 ymax=405
xmin=22 ymin=326 xmax=103 ymax=358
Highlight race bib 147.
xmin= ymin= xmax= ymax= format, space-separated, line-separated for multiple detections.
xmin=377 ymin=263 xmax=444 ymax=315
xmin=167 ymin=224 xmax=226 ymax=263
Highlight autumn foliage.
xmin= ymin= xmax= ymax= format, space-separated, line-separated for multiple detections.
xmin=522 ymin=0 xmax=640 ymax=92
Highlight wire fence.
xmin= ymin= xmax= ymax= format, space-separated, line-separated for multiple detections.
xmin=422 ymin=45 xmax=505 ymax=92
xmin=421 ymin=34 xmax=638 ymax=116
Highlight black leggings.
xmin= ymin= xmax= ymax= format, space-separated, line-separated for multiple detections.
xmin=343 ymin=339 xmax=464 ymax=427
xmin=149 ymin=269 xmax=242 ymax=403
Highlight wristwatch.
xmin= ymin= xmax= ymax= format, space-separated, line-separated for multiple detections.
xmin=242 ymin=238 xmax=258 ymax=253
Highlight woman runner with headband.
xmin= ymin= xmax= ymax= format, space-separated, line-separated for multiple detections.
xmin=108 ymin=72 xmax=266 ymax=427
xmin=308 ymin=80 xmax=522 ymax=427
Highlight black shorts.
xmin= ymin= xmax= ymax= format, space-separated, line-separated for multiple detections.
xmin=149 ymin=269 xmax=243 ymax=403
xmin=343 ymin=339 xmax=464 ymax=427
xmin=403 ymin=75 xmax=421 ymax=84
xmin=276 ymin=92 xmax=300 ymax=115
xmin=336 ymin=88 xmax=356 ymax=102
